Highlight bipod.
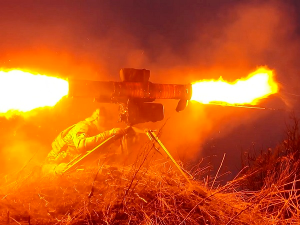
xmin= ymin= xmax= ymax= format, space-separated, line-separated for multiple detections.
xmin=145 ymin=130 xmax=192 ymax=185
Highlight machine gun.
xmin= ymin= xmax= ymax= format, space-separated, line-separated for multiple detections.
xmin=68 ymin=68 xmax=192 ymax=125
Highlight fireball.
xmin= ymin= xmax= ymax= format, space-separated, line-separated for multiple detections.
xmin=0 ymin=69 xmax=68 ymax=115
xmin=191 ymin=67 xmax=278 ymax=105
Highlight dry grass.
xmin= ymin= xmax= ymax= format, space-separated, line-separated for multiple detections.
xmin=1 ymin=159 xmax=300 ymax=225
xmin=0 ymin=162 xmax=266 ymax=225
xmin=1 ymin=117 xmax=300 ymax=224
xmin=0 ymin=159 xmax=297 ymax=224
xmin=239 ymin=115 xmax=300 ymax=224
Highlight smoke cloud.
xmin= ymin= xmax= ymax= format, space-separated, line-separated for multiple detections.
xmin=0 ymin=0 xmax=299 ymax=177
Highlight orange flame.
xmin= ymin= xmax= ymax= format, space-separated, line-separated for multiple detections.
xmin=191 ymin=67 xmax=278 ymax=105
xmin=0 ymin=70 xmax=68 ymax=115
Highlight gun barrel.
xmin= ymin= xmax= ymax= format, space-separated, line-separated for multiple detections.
xmin=68 ymin=79 xmax=192 ymax=101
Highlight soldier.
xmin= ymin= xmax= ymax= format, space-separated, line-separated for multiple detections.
xmin=44 ymin=107 xmax=127 ymax=175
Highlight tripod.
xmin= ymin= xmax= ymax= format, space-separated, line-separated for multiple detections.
xmin=62 ymin=129 xmax=192 ymax=185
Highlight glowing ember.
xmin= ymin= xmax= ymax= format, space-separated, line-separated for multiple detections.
xmin=191 ymin=67 xmax=278 ymax=105
xmin=0 ymin=70 xmax=68 ymax=114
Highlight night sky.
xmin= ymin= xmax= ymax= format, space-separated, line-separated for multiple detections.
xmin=1 ymin=0 xmax=300 ymax=179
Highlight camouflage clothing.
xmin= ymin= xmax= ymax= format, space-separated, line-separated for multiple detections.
xmin=47 ymin=119 xmax=115 ymax=164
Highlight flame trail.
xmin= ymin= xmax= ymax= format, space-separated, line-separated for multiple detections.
xmin=0 ymin=70 xmax=68 ymax=115
xmin=191 ymin=67 xmax=278 ymax=105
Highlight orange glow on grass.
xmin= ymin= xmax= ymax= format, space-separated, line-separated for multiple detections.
xmin=191 ymin=67 xmax=278 ymax=105
xmin=0 ymin=70 xmax=68 ymax=114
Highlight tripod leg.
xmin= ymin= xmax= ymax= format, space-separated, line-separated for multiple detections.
xmin=145 ymin=130 xmax=192 ymax=185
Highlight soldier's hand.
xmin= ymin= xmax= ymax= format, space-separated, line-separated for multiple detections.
xmin=54 ymin=163 xmax=68 ymax=175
